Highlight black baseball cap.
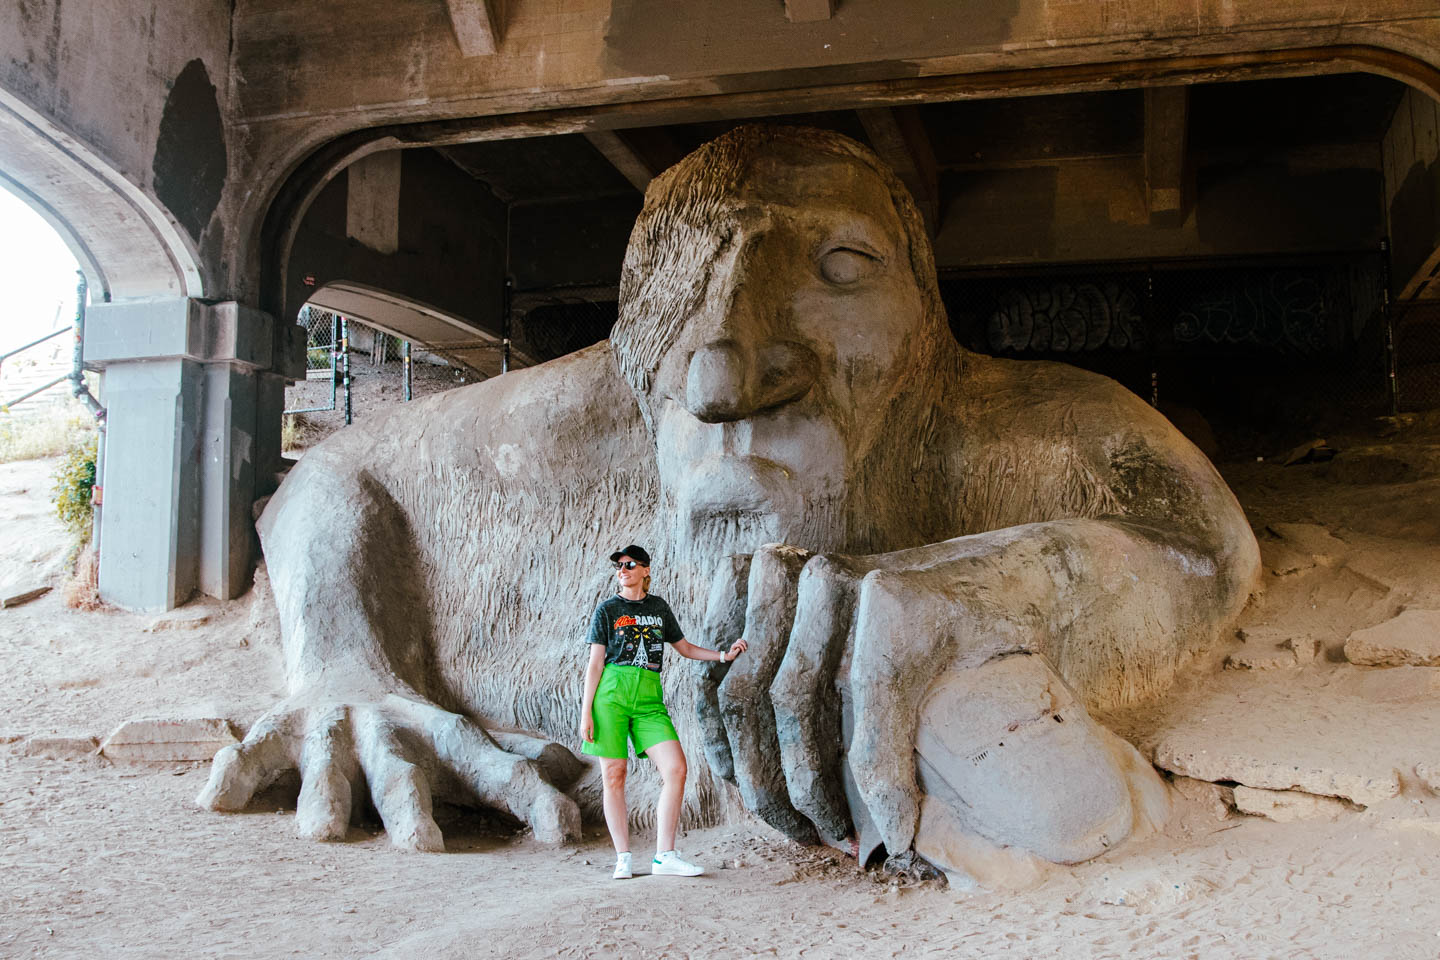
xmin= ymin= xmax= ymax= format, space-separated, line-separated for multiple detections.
xmin=608 ymin=544 xmax=652 ymax=565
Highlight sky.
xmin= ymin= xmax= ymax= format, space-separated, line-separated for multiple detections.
xmin=0 ymin=184 xmax=81 ymax=354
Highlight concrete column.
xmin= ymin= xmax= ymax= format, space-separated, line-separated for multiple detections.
xmin=96 ymin=352 xmax=203 ymax=609
xmin=86 ymin=299 xmax=303 ymax=611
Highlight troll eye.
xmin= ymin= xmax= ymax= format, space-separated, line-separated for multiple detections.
xmin=819 ymin=247 xmax=880 ymax=286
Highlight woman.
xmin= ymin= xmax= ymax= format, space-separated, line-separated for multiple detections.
xmin=579 ymin=544 xmax=747 ymax=879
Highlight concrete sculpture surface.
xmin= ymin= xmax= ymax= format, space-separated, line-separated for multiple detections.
xmin=198 ymin=126 xmax=1260 ymax=882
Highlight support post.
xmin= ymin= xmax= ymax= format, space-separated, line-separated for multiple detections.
xmin=84 ymin=298 xmax=303 ymax=610
xmin=341 ymin=316 xmax=352 ymax=424
xmin=1143 ymin=86 xmax=1189 ymax=227
xmin=1382 ymin=237 xmax=1400 ymax=415
xmin=403 ymin=340 xmax=413 ymax=401
xmin=502 ymin=278 xmax=512 ymax=375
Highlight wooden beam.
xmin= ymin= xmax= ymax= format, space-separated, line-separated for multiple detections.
xmin=583 ymin=131 xmax=656 ymax=193
xmin=1398 ymin=245 xmax=1440 ymax=300
xmin=1143 ymin=86 xmax=1188 ymax=226
xmin=857 ymin=107 xmax=940 ymax=236
xmin=445 ymin=0 xmax=502 ymax=57
xmin=785 ymin=0 xmax=834 ymax=22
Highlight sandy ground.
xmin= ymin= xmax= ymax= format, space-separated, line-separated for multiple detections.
xmin=4 ymin=416 xmax=1440 ymax=959
xmin=282 ymin=350 xmax=471 ymax=451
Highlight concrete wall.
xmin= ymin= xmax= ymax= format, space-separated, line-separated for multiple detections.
xmin=509 ymin=196 xmax=641 ymax=291
xmin=223 ymin=0 xmax=1440 ymax=306
xmin=937 ymin=147 xmax=1385 ymax=268
xmin=229 ymin=0 xmax=1440 ymax=130
xmin=286 ymin=149 xmax=509 ymax=333
xmin=1382 ymin=86 xmax=1440 ymax=294
xmin=0 ymin=0 xmax=233 ymax=297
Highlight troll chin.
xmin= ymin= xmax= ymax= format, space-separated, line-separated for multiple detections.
xmin=675 ymin=455 xmax=846 ymax=557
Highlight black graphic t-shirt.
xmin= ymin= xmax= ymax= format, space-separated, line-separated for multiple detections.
xmin=585 ymin=593 xmax=685 ymax=672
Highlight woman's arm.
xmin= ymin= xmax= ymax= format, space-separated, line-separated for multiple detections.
xmin=672 ymin=637 xmax=748 ymax=663
xmin=579 ymin=644 xmax=607 ymax=743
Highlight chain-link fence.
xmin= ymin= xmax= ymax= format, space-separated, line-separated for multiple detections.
xmin=512 ymin=298 xmax=617 ymax=363
xmin=285 ymin=306 xmax=339 ymax=415
xmin=1391 ymin=300 xmax=1440 ymax=411
xmin=940 ymin=252 xmax=1394 ymax=447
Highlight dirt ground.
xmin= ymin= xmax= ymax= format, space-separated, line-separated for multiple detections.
xmin=4 ymin=413 xmax=1440 ymax=959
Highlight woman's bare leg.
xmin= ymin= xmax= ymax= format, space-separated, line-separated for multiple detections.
xmin=599 ymin=757 xmax=630 ymax=854
xmin=646 ymin=740 xmax=687 ymax=853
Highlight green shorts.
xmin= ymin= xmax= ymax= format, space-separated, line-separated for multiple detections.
xmin=583 ymin=664 xmax=679 ymax=760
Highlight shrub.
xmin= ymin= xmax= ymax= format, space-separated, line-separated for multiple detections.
xmin=0 ymin=404 xmax=93 ymax=463
xmin=52 ymin=433 xmax=98 ymax=534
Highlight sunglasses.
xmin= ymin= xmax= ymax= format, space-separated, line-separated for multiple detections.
xmin=613 ymin=560 xmax=644 ymax=570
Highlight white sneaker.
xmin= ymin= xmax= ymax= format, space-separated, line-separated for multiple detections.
xmin=613 ymin=852 xmax=633 ymax=879
xmin=652 ymin=850 xmax=704 ymax=877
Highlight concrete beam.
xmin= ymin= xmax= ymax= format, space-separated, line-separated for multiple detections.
xmin=0 ymin=87 xmax=202 ymax=302
xmin=583 ymin=131 xmax=658 ymax=193
xmin=444 ymin=0 xmax=503 ymax=57
xmin=857 ymin=107 xmax=940 ymax=236
xmin=1144 ymin=86 xmax=1189 ymax=226
xmin=785 ymin=0 xmax=834 ymax=22
xmin=346 ymin=151 xmax=402 ymax=255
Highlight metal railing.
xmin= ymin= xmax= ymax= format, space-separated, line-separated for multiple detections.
xmin=1 ymin=326 xmax=73 ymax=410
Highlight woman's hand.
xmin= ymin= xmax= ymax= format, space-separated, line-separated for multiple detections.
xmin=580 ymin=714 xmax=595 ymax=743
xmin=721 ymin=638 xmax=748 ymax=662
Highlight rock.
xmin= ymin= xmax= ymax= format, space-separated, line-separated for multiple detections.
xmin=1170 ymin=776 xmax=1234 ymax=820
xmin=914 ymin=653 xmax=1167 ymax=866
xmin=1264 ymin=522 xmax=1344 ymax=558
xmin=1344 ymin=609 xmax=1440 ymax=666
xmin=0 ymin=583 xmax=51 ymax=608
xmin=1258 ymin=542 xmax=1315 ymax=577
xmin=99 ymin=717 xmax=239 ymax=763
xmin=1233 ymin=786 xmax=1352 ymax=821
xmin=17 ymin=734 xmax=98 ymax=759
xmin=1279 ymin=438 xmax=1336 ymax=466
xmin=1416 ymin=762 xmax=1440 ymax=793
xmin=1225 ymin=628 xmax=1319 ymax=670
xmin=1150 ymin=735 xmax=1399 ymax=806
xmin=1328 ymin=665 xmax=1440 ymax=702
xmin=1225 ymin=645 xmax=1298 ymax=671
xmin=146 ymin=611 xmax=211 ymax=632
xmin=912 ymin=795 xmax=1053 ymax=893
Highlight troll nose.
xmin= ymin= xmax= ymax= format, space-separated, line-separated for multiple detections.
xmin=685 ymin=338 xmax=817 ymax=423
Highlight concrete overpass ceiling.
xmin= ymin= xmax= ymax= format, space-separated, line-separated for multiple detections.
xmin=436 ymin=134 xmax=637 ymax=204
xmin=271 ymin=63 xmax=1424 ymax=336
xmin=924 ymin=91 xmax=1145 ymax=168
xmin=1189 ymin=72 xmax=1408 ymax=149
xmin=421 ymin=71 xmax=1407 ymax=204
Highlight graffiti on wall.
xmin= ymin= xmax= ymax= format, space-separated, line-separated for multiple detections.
xmin=987 ymin=282 xmax=1147 ymax=354
xmin=973 ymin=263 xmax=1383 ymax=358
xmin=1171 ymin=269 xmax=1342 ymax=354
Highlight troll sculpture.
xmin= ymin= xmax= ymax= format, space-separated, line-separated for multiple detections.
xmin=199 ymin=126 xmax=1259 ymax=884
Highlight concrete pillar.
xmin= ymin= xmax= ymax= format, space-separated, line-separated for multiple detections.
xmin=85 ymin=299 xmax=303 ymax=611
